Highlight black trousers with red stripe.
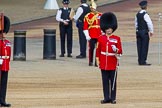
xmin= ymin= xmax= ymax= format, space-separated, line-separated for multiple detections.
xmin=101 ymin=70 xmax=117 ymax=101
xmin=88 ymin=38 xmax=98 ymax=65
xmin=0 ymin=71 xmax=9 ymax=104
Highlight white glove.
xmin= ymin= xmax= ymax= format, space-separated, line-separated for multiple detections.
xmin=0 ymin=59 xmax=3 ymax=65
xmin=111 ymin=45 xmax=117 ymax=52
xmin=83 ymin=30 xmax=91 ymax=41
xmin=101 ymin=30 xmax=105 ymax=35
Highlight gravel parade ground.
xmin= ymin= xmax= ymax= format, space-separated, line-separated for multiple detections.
xmin=1 ymin=0 xmax=162 ymax=107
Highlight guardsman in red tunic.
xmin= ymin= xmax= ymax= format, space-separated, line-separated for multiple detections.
xmin=0 ymin=38 xmax=11 ymax=71
xmin=83 ymin=0 xmax=102 ymax=66
xmin=96 ymin=12 xmax=122 ymax=104
xmin=0 ymin=13 xmax=11 ymax=107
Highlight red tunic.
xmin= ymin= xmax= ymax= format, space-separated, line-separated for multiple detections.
xmin=96 ymin=35 xmax=122 ymax=70
xmin=0 ymin=39 xmax=11 ymax=71
xmin=83 ymin=11 xmax=102 ymax=39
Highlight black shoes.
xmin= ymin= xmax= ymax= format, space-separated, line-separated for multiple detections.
xmin=94 ymin=64 xmax=98 ymax=67
xmin=59 ymin=54 xmax=72 ymax=57
xmin=100 ymin=100 xmax=116 ymax=104
xmin=89 ymin=62 xmax=93 ymax=66
xmin=76 ymin=55 xmax=86 ymax=59
xmin=139 ymin=63 xmax=151 ymax=66
xmin=67 ymin=54 xmax=72 ymax=57
xmin=100 ymin=100 xmax=111 ymax=104
xmin=111 ymin=100 xmax=116 ymax=104
xmin=0 ymin=103 xmax=11 ymax=107
xmin=89 ymin=62 xmax=98 ymax=67
xmin=59 ymin=54 xmax=64 ymax=57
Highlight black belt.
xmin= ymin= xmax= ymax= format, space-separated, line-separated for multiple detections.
xmin=136 ymin=29 xmax=149 ymax=32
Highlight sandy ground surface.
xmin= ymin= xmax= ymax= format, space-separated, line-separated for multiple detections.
xmin=1 ymin=0 xmax=162 ymax=108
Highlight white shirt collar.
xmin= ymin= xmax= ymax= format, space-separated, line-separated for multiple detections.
xmin=63 ymin=7 xmax=68 ymax=10
xmin=140 ymin=9 xmax=146 ymax=13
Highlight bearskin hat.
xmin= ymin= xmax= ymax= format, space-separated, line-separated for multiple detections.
xmin=3 ymin=16 xmax=10 ymax=34
xmin=81 ymin=0 xmax=87 ymax=3
xmin=100 ymin=12 xmax=118 ymax=33
xmin=62 ymin=0 xmax=70 ymax=4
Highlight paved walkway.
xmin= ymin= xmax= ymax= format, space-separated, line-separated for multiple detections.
xmin=7 ymin=0 xmax=162 ymax=43
xmin=1 ymin=0 xmax=123 ymax=24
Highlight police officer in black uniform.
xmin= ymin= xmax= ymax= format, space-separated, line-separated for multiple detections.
xmin=56 ymin=0 xmax=73 ymax=57
xmin=73 ymin=0 xmax=90 ymax=58
xmin=135 ymin=0 xmax=153 ymax=65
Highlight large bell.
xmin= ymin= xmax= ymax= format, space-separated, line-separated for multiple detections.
xmin=44 ymin=0 xmax=59 ymax=10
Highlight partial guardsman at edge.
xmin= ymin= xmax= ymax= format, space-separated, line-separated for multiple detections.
xmin=0 ymin=13 xmax=11 ymax=107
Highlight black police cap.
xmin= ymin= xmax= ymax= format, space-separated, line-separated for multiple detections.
xmin=139 ymin=0 xmax=147 ymax=7
xmin=62 ymin=0 xmax=70 ymax=4
xmin=81 ymin=0 xmax=87 ymax=3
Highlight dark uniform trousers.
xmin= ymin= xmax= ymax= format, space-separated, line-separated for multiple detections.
xmin=101 ymin=70 xmax=117 ymax=101
xmin=136 ymin=30 xmax=149 ymax=64
xmin=0 ymin=71 xmax=8 ymax=104
xmin=89 ymin=38 xmax=98 ymax=65
xmin=77 ymin=21 xmax=87 ymax=57
xmin=59 ymin=23 xmax=73 ymax=55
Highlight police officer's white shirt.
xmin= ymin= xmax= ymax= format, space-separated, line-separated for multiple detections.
xmin=135 ymin=9 xmax=154 ymax=33
xmin=73 ymin=3 xmax=89 ymax=22
xmin=56 ymin=7 xmax=69 ymax=23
